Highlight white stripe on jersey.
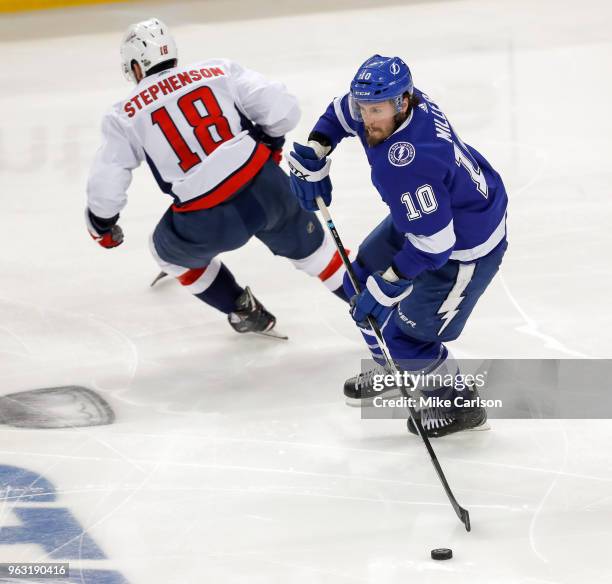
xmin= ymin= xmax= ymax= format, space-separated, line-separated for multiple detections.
xmin=450 ymin=212 xmax=506 ymax=261
xmin=407 ymin=219 xmax=456 ymax=255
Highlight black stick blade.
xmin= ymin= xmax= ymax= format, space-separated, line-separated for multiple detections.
xmin=459 ymin=507 xmax=471 ymax=532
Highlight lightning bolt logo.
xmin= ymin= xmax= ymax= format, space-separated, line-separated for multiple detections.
xmin=437 ymin=263 xmax=476 ymax=335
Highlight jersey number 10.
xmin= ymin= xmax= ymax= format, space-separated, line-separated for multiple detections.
xmin=401 ymin=184 xmax=438 ymax=221
xmin=151 ymin=86 xmax=234 ymax=172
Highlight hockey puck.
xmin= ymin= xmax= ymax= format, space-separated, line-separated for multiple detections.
xmin=431 ymin=548 xmax=453 ymax=560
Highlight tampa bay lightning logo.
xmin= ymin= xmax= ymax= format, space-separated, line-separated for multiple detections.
xmin=388 ymin=142 xmax=415 ymax=167
xmin=390 ymin=62 xmax=401 ymax=75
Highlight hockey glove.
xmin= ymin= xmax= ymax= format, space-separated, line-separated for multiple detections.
xmin=85 ymin=209 xmax=124 ymax=249
xmin=350 ymin=268 xmax=413 ymax=328
xmin=251 ymin=126 xmax=284 ymax=165
xmin=286 ymin=142 xmax=332 ymax=212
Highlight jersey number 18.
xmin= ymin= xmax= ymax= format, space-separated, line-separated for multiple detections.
xmin=151 ymin=86 xmax=234 ymax=172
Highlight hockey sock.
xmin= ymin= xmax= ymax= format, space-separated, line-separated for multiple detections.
xmin=193 ymin=262 xmax=243 ymax=314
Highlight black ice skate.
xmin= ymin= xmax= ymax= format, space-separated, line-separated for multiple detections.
xmin=407 ymin=402 xmax=489 ymax=438
xmin=344 ymin=362 xmax=402 ymax=406
xmin=227 ymin=287 xmax=287 ymax=340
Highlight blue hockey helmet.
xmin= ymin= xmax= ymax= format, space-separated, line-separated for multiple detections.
xmin=349 ymin=55 xmax=414 ymax=121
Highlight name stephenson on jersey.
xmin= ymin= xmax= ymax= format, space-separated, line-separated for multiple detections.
xmin=87 ymin=59 xmax=300 ymax=219
xmin=312 ymin=89 xmax=508 ymax=279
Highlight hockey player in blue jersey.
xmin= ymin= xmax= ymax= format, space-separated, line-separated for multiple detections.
xmin=288 ymin=55 xmax=508 ymax=437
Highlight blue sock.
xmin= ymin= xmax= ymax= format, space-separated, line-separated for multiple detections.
xmin=194 ymin=263 xmax=243 ymax=314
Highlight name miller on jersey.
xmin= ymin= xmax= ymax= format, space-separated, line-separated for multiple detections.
xmin=124 ymin=66 xmax=226 ymax=118
xmin=420 ymin=93 xmax=454 ymax=144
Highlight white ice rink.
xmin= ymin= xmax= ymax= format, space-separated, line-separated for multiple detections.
xmin=1 ymin=0 xmax=612 ymax=582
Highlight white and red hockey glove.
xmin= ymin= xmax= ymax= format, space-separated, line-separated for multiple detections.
xmin=85 ymin=209 xmax=124 ymax=249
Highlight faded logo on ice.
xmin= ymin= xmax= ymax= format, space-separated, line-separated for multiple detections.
xmin=0 ymin=464 xmax=129 ymax=583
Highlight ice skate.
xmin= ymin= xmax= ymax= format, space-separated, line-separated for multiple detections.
xmin=344 ymin=362 xmax=402 ymax=406
xmin=228 ymin=287 xmax=287 ymax=340
xmin=407 ymin=401 xmax=489 ymax=438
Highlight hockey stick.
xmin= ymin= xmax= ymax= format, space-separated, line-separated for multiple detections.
xmin=315 ymin=196 xmax=471 ymax=532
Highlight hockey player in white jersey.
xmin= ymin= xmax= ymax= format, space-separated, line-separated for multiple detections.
xmin=86 ymin=18 xmax=349 ymax=335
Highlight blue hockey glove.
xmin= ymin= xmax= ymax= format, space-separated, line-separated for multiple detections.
xmin=286 ymin=142 xmax=332 ymax=212
xmin=350 ymin=269 xmax=413 ymax=327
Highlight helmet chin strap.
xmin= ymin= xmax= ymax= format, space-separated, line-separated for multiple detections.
xmin=392 ymin=95 xmax=404 ymax=113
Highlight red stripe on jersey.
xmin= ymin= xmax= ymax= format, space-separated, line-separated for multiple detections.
xmin=172 ymin=143 xmax=271 ymax=212
xmin=178 ymin=267 xmax=207 ymax=286
xmin=318 ymin=250 xmax=348 ymax=282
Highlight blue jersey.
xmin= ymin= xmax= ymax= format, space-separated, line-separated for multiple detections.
xmin=312 ymin=88 xmax=508 ymax=278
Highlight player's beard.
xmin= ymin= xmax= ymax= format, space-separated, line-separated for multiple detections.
xmin=365 ymin=111 xmax=409 ymax=147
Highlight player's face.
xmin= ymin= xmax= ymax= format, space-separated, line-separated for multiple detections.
xmin=360 ymin=99 xmax=407 ymax=146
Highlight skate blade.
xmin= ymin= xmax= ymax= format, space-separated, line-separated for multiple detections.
xmin=467 ymin=421 xmax=491 ymax=432
xmin=345 ymin=397 xmax=372 ymax=408
xmin=252 ymin=328 xmax=289 ymax=341
xmin=150 ymin=271 xmax=168 ymax=287
xmin=344 ymin=388 xmax=403 ymax=408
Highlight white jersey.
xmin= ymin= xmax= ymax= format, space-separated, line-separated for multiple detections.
xmin=87 ymin=59 xmax=300 ymax=218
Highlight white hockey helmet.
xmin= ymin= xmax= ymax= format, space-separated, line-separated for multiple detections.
xmin=120 ymin=18 xmax=177 ymax=83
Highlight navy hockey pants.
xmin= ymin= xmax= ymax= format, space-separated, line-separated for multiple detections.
xmin=152 ymin=161 xmax=324 ymax=267
xmin=150 ymin=160 xmax=348 ymax=314
xmin=344 ymin=214 xmax=507 ymax=365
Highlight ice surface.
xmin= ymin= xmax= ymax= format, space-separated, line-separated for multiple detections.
xmin=1 ymin=0 xmax=611 ymax=582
